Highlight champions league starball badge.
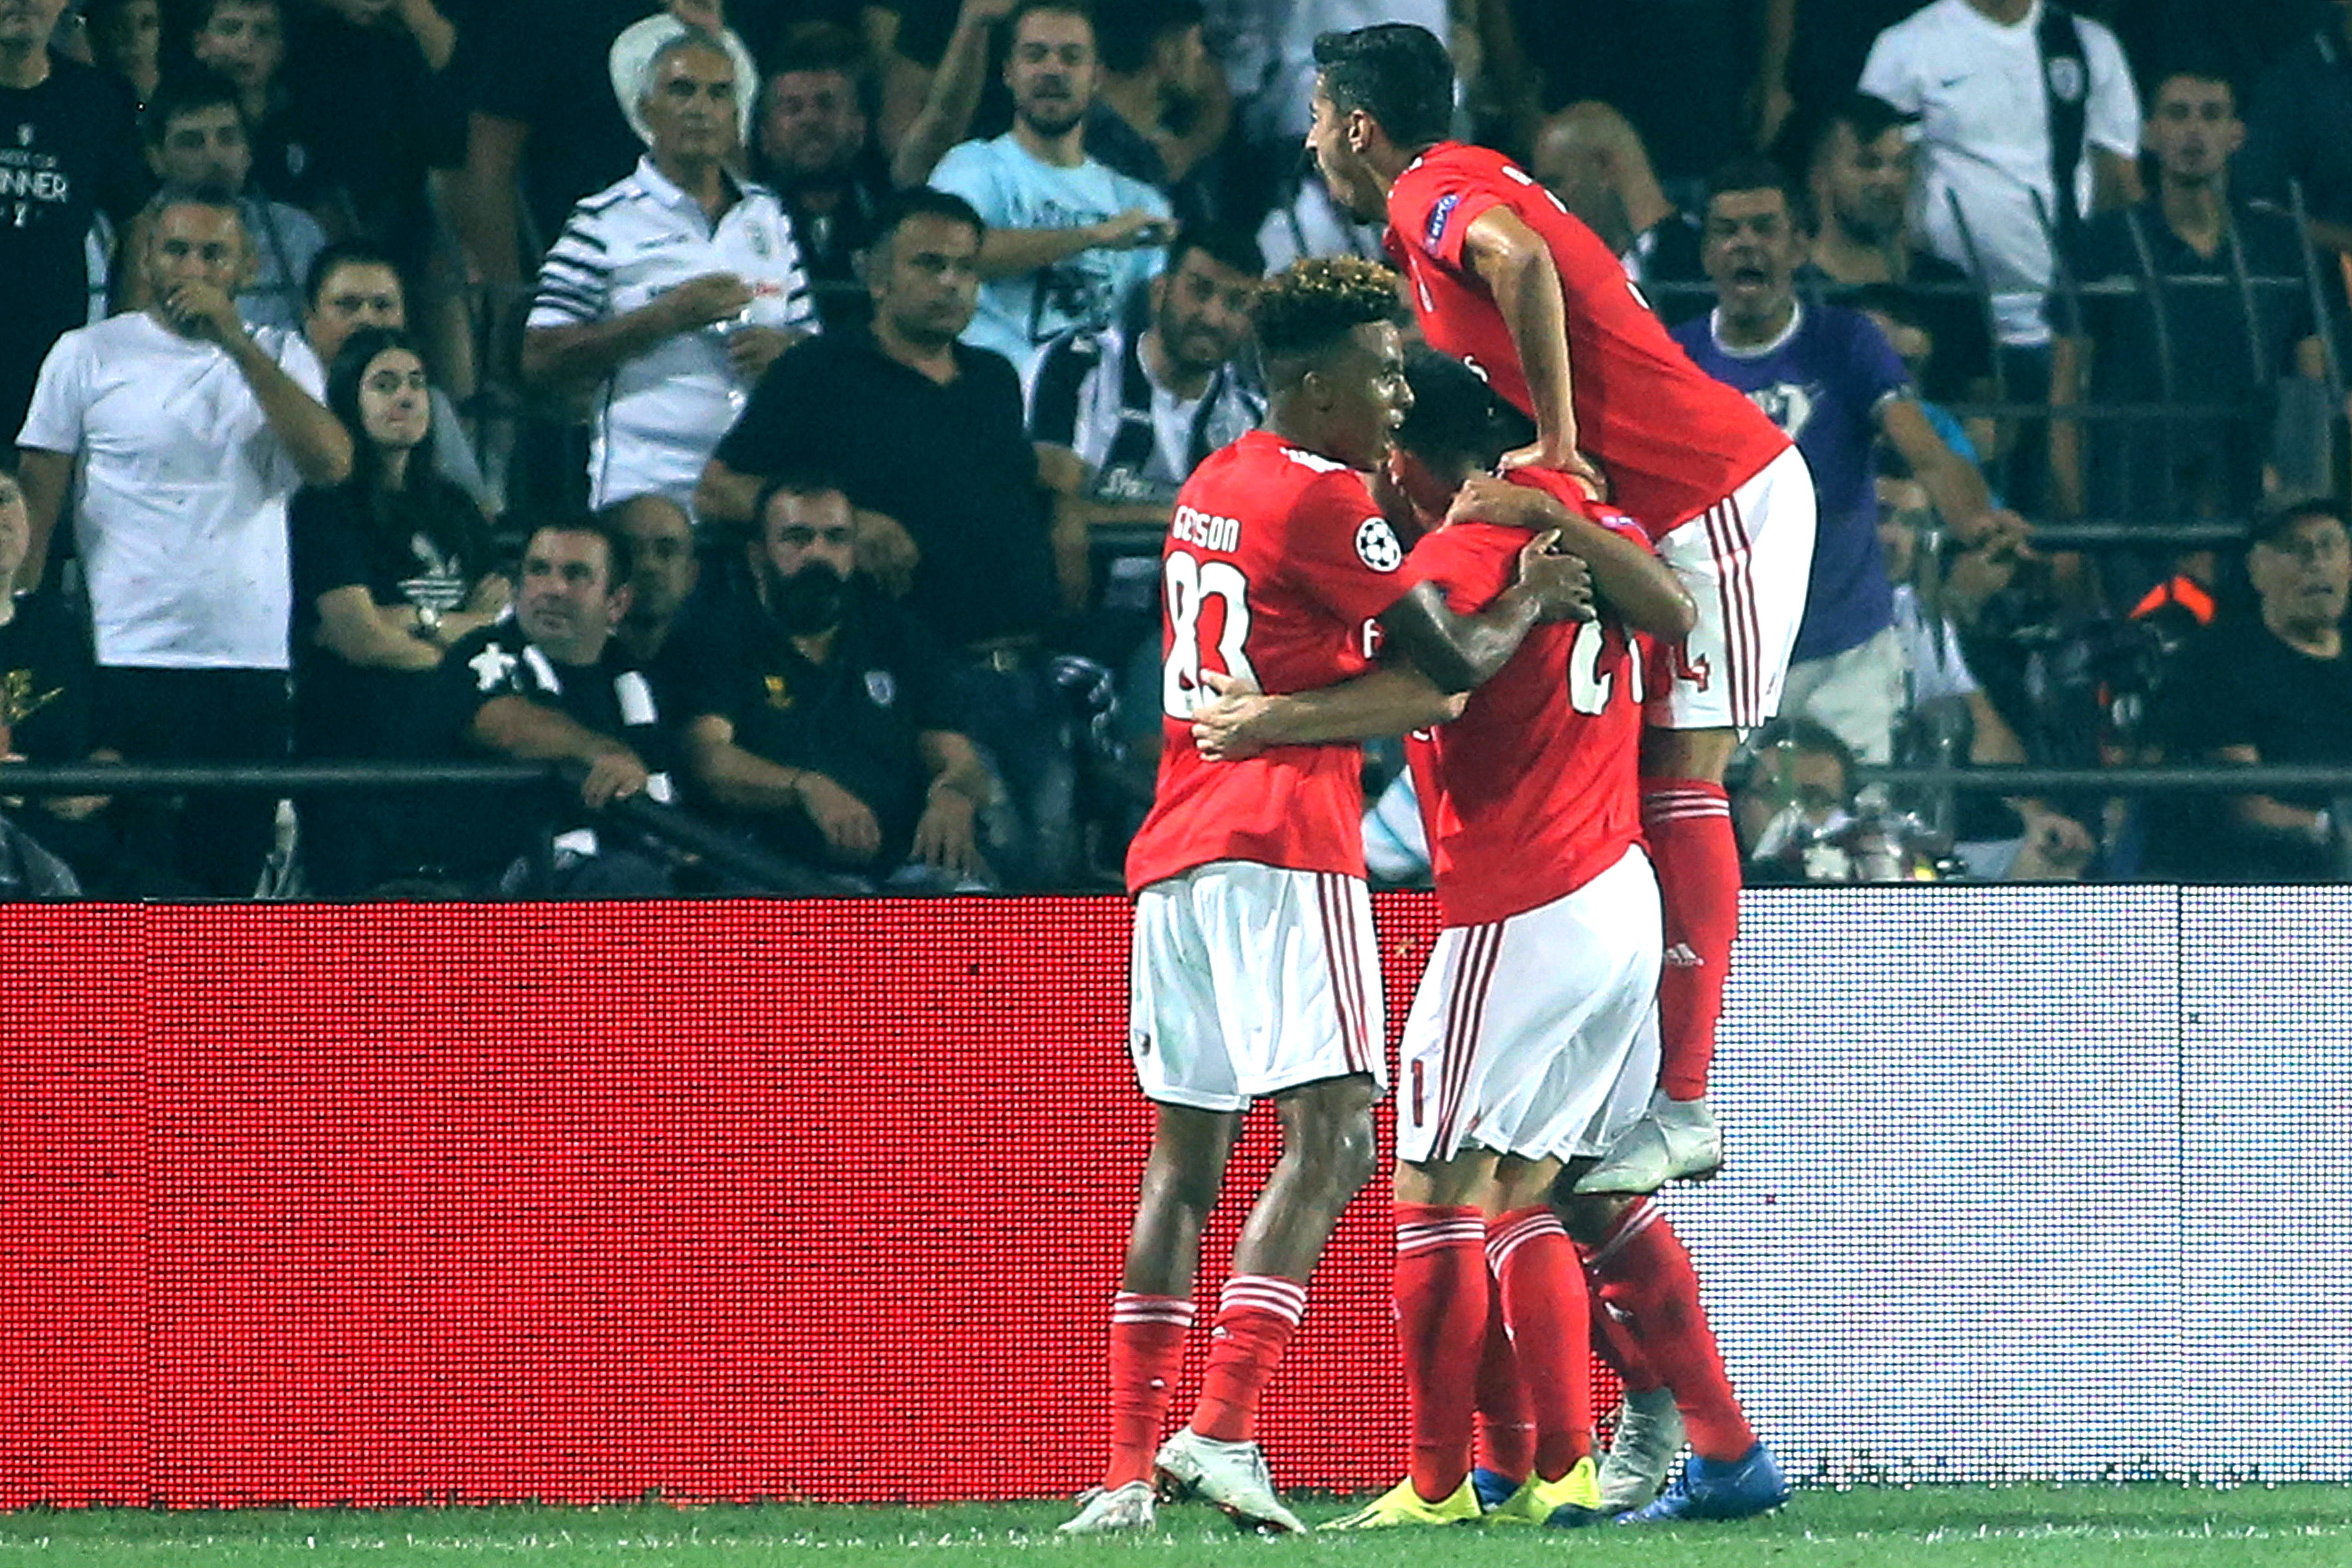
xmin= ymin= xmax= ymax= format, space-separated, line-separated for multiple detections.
xmin=1354 ymin=517 xmax=1403 ymax=573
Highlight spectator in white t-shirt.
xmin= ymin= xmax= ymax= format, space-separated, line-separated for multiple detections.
xmin=1859 ymin=0 xmax=2141 ymax=512
xmin=15 ymin=185 xmax=353 ymax=896
xmin=522 ymin=29 xmax=817 ymax=512
xmin=1860 ymin=0 xmax=2142 ymax=351
xmin=928 ymin=1 xmax=1172 ymax=374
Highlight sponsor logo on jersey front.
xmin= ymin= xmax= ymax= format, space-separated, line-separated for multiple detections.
xmin=1354 ymin=516 xmax=1404 ymax=573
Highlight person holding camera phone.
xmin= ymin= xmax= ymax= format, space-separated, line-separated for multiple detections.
xmin=929 ymin=1 xmax=1175 ymax=377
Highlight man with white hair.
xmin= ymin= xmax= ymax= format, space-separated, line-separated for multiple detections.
xmin=522 ymin=27 xmax=815 ymax=510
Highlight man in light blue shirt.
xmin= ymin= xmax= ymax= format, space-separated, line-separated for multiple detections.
xmin=929 ymin=1 xmax=1172 ymax=373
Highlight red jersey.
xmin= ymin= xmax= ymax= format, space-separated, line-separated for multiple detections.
xmin=1384 ymin=142 xmax=1790 ymax=534
xmin=1126 ymin=430 xmax=1413 ymax=892
xmin=1403 ymin=471 xmax=1652 ymax=928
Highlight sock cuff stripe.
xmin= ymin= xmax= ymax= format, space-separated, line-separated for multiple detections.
xmin=1640 ymin=779 xmax=1730 ymax=802
xmin=1484 ymin=1210 xmax=1567 ymax=1258
xmin=1111 ymin=1294 xmax=1197 ymax=1326
xmin=1642 ymin=801 xmax=1733 ymax=823
xmin=1398 ymin=1227 xmax=1487 ymax=1256
xmin=1587 ymin=1198 xmax=1662 ymax=1270
xmin=1397 ymin=1217 xmax=1488 ymax=1242
xmin=1218 ymin=1275 xmax=1308 ymax=1320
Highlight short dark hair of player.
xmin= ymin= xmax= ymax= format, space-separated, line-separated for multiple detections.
xmin=1252 ymin=256 xmax=1406 ymax=373
xmin=1311 ymin=24 xmax=1454 ymax=153
xmin=304 ymin=238 xmax=402 ymax=311
xmin=870 ymin=187 xmax=988 ymax=260
xmin=1096 ymin=0 xmax=1204 ymax=76
xmin=2246 ymin=497 xmax=2349 ymax=551
xmin=1396 ymin=346 xmax=1533 ymax=473
xmin=1802 ymin=92 xmax=1919 ymax=180
xmin=141 ymin=67 xmax=245 ymax=149
xmin=753 ymin=466 xmax=852 ymax=532
xmin=1166 ymin=220 xmax=1265 ymax=282
xmin=1706 ymin=153 xmax=1816 ymax=235
xmin=528 ymin=516 xmax=637 ymax=593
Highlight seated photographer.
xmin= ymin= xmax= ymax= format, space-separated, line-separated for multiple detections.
xmin=680 ymin=473 xmax=996 ymax=894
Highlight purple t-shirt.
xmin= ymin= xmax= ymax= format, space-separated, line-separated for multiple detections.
xmin=1673 ymin=301 xmax=1907 ymax=662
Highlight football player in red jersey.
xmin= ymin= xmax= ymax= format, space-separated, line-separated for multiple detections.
xmin=1065 ymin=258 xmax=1591 ymax=1537
xmin=1305 ymin=21 xmax=1821 ymax=1194
xmin=1192 ymin=350 xmax=1786 ymax=1528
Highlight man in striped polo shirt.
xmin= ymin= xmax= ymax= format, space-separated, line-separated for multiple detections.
xmin=522 ymin=29 xmax=816 ymax=512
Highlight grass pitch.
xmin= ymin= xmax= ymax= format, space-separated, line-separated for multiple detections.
xmin=2 ymin=1487 xmax=2349 ymax=1567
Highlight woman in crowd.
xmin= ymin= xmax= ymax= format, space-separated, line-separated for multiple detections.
xmin=291 ymin=325 xmax=508 ymax=894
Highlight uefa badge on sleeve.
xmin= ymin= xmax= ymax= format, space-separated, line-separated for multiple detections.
xmin=1355 ymin=516 xmax=1403 ymax=573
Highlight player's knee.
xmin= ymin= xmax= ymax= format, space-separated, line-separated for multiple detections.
xmin=1295 ymin=1105 xmax=1379 ymax=1197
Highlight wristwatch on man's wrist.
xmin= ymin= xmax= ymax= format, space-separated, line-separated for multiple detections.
xmin=414 ymin=603 xmax=443 ymax=640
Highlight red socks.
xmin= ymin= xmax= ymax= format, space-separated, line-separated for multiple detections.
xmin=1584 ymin=1199 xmax=1756 ymax=1461
xmin=1103 ymin=1293 xmax=1195 ymax=1487
xmin=1472 ymin=1289 xmax=1533 ymax=1482
xmin=1190 ymin=1275 xmax=1306 ymax=1443
xmin=1488 ymin=1205 xmax=1594 ymax=1480
xmin=1393 ymin=1203 xmax=1488 ymax=1502
xmin=1641 ymin=779 xmax=1739 ymax=1101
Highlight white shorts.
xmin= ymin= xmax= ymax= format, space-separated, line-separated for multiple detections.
xmin=1649 ymin=443 xmax=1818 ymax=732
xmin=1573 ymin=1002 xmax=1662 ymax=1164
xmin=1394 ymin=845 xmax=1662 ymax=1165
xmin=1128 ymin=860 xmax=1386 ymax=1113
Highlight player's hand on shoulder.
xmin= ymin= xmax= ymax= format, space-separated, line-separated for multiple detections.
xmin=1499 ymin=439 xmax=1607 ymax=501
xmin=1447 ymin=473 xmax=1555 ymax=532
xmin=1515 ymin=530 xmax=1595 ymax=623
xmin=793 ymin=769 xmax=884 ymax=862
xmin=1190 ymin=668 xmax=1281 ymax=762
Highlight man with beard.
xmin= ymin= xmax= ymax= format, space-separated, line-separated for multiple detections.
xmin=754 ymin=21 xmax=895 ymax=334
xmin=929 ymin=0 xmax=1174 ymax=372
xmin=426 ymin=518 xmax=679 ymax=897
xmin=700 ymin=187 xmax=1078 ymax=888
xmin=1800 ymin=93 xmax=1996 ymax=421
xmin=1672 ymin=156 xmax=2020 ymax=770
xmin=680 ymin=472 xmax=994 ymax=890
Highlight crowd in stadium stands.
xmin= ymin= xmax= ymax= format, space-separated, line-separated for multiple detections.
xmin=3 ymin=0 xmax=2352 ymax=898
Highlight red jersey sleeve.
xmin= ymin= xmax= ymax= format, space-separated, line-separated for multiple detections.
xmin=1392 ymin=164 xmax=1507 ymax=275
xmin=1401 ymin=520 xmax=1522 ymax=617
xmin=1278 ymin=468 xmax=1417 ymax=626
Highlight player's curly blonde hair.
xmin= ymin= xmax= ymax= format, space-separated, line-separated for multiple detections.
xmin=1251 ymin=256 xmax=1407 ymax=363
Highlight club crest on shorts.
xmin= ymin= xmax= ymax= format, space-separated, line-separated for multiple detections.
xmin=1354 ymin=516 xmax=1403 ymax=573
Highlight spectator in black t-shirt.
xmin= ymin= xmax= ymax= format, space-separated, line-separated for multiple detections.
xmin=699 ymin=187 xmax=1087 ymax=885
xmin=303 ymin=239 xmax=495 ymax=508
xmin=279 ymin=0 xmax=465 ymax=269
xmin=446 ymin=0 xmax=679 ymax=302
xmin=0 ymin=461 xmax=119 ymax=892
xmin=2145 ymin=499 xmax=2352 ymax=882
xmin=187 ymin=0 xmax=321 ymax=208
xmin=754 ymin=21 xmax=894 ymax=334
xmin=1802 ymin=93 xmax=1996 ymax=423
xmin=2242 ymin=0 xmax=2352 ymax=259
xmin=424 ymin=518 xmax=679 ymax=896
xmin=0 ymin=0 xmax=144 ymax=464
xmin=85 ymin=0 xmax=163 ymax=110
xmin=2054 ymin=68 xmax=2325 ymax=605
xmin=289 ymin=326 xmax=509 ymax=894
xmin=682 ymin=472 xmax=994 ymax=890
